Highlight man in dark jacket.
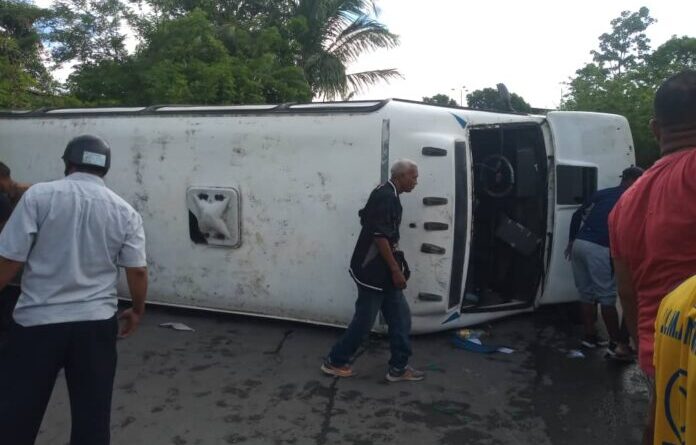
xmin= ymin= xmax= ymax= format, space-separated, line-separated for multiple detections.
xmin=321 ymin=159 xmax=424 ymax=382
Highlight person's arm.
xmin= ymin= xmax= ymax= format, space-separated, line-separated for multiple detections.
xmin=0 ymin=256 xmax=23 ymax=292
xmin=565 ymin=208 xmax=582 ymax=260
xmin=116 ymin=212 xmax=148 ymax=337
xmin=614 ymin=258 xmax=639 ymax=348
xmin=566 ymin=197 xmax=593 ymax=259
xmin=118 ymin=266 xmax=148 ymax=337
xmin=568 ymin=206 xmax=584 ymax=242
xmin=0 ymin=191 xmax=37 ymax=281
xmin=374 ymin=237 xmax=406 ymax=289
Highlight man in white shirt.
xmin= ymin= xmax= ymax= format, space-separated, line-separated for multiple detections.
xmin=0 ymin=135 xmax=148 ymax=445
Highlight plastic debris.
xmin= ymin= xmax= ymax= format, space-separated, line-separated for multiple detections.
xmin=566 ymin=349 xmax=585 ymax=359
xmin=159 ymin=322 xmax=195 ymax=332
xmin=456 ymin=328 xmax=487 ymax=340
xmin=452 ymin=333 xmax=514 ymax=354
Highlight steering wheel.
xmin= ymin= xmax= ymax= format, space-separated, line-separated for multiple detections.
xmin=477 ymin=154 xmax=515 ymax=197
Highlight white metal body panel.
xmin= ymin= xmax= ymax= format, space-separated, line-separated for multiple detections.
xmin=0 ymin=102 xmax=633 ymax=332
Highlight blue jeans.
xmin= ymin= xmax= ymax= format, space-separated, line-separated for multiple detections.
xmin=328 ymin=285 xmax=412 ymax=370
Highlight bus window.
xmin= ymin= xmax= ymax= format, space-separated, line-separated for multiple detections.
xmin=556 ymin=165 xmax=597 ymax=205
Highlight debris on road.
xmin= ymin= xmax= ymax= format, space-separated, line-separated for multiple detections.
xmin=452 ymin=331 xmax=515 ymax=354
xmin=159 ymin=322 xmax=196 ymax=332
xmin=566 ymin=349 xmax=586 ymax=359
xmin=457 ymin=328 xmax=488 ymax=340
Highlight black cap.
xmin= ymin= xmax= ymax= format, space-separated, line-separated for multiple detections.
xmin=62 ymin=135 xmax=111 ymax=174
xmin=621 ymin=166 xmax=644 ymax=181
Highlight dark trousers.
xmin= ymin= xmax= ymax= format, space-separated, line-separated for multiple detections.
xmin=328 ymin=285 xmax=412 ymax=370
xmin=0 ymin=316 xmax=118 ymax=445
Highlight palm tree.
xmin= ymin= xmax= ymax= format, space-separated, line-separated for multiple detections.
xmin=292 ymin=0 xmax=401 ymax=100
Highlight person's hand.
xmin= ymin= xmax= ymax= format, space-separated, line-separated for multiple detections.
xmin=391 ymin=270 xmax=407 ymax=289
xmin=564 ymin=242 xmax=573 ymax=260
xmin=118 ymin=308 xmax=142 ymax=338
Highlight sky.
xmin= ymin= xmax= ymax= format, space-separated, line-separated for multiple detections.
xmin=33 ymin=0 xmax=695 ymax=109
xmin=348 ymin=0 xmax=696 ymax=108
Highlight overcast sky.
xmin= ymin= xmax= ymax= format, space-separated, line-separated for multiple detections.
xmin=34 ymin=0 xmax=695 ymax=108
xmin=349 ymin=0 xmax=696 ymax=108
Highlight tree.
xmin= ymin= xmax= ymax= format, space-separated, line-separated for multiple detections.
xmin=0 ymin=0 xmax=55 ymax=107
xmin=643 ymin=36 xmax=696 ymax=84
xmin=422 ymin=94 xmax=457 ymax=106
xmin=591 ymin=7 xmax=656 ymax=76
xmin=65 ymin=59 xmax=136 ymax=105
xmin=67 ymin=9 xmax=312 ymax=105
xmin=134 ymin=0 xmax=402 ymax=100
xmin=0 ymin=35 xmax=36 ymax=108
xmin=3 ymin=0 xmax=402 ymax=107
xmin=45 ymin=0 xmax=130 ymax=65
xmin=291 ymin=0 xmax=401 ymax=99
xmin=134 ymin=0 xmax=294 ymax=28
xmin=466 ymin=87 xmax=532 ymax=112
xmin=562 ymin=8 xmax=696 ymax=167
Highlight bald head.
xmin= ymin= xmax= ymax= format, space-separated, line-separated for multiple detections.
xmin=651 ymin=70 xmax=696 ymax=154
xmin=654 ymin=70 xmax=696 ymax=127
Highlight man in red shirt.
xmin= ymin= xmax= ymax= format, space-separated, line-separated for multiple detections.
xmin=609 ymin=70 xmax=696 ymax=444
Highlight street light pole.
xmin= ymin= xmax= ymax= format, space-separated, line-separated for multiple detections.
xmin=452 ymin=86 xmax=468 ymax=106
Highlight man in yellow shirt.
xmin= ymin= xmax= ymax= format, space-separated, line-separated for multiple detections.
xmin=653 ymin=275 xmax=696 ymax=445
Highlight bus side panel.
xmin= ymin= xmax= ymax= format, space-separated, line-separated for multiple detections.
xmin=1 ymin=115 xmax=385 ymax=326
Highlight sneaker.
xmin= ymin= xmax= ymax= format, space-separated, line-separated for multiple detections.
xmin=386 ymin=365 xmax=425 ymax=382
xmin=605 ymin=343 xmax=634 ymax=362
xmin=320 ymin=360 xmax=354 ymax=378
xmin=581 ymin=335 xmax=609 ymax=348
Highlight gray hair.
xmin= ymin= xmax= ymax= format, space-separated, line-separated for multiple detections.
xmin=390 ymin=159 xmax=418 ymax=177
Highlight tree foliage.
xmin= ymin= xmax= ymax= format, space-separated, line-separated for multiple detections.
xmin=0 ymin=1 xmax=47 ymax=76
xmin=126 ymin=0 xmax=401 ymax=100
xmin=45 ymin=0 xmax=129 ymax=65
xmin=0 ymin=35 xmax=36 ymax=108
xmin=563 ymin=7 xmax=696 ymax=167
xmin=288 ymin=0 xmax=401 ymax=99
xmin=422 ymin=94 xmax=457 ymax=106
xmin=68 ymin=9 xmax=312 ymax=105
xmin=466 ymin=87 xmax=532 ymax=112
xmin=590 ymin=6 xmax=656 ymax=76
xmin=0 ymin=1 xmax=63 ymax=107
xmin=5 ymin=0 xmax=399 ymax=106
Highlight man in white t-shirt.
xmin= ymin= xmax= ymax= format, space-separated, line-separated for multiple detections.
xmin=0 ymin=135 xmax=148 ymax=445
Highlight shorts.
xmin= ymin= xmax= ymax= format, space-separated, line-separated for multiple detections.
xmin=571 ymin=239 xmax=616 ymax=306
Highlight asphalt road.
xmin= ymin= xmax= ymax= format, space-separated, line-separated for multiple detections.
xmin=34 ymin=304 xmax=648 ymax=445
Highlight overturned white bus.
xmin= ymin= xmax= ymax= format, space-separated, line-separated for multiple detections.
xmin=0 ymin=99 xmax=635 ymax=333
